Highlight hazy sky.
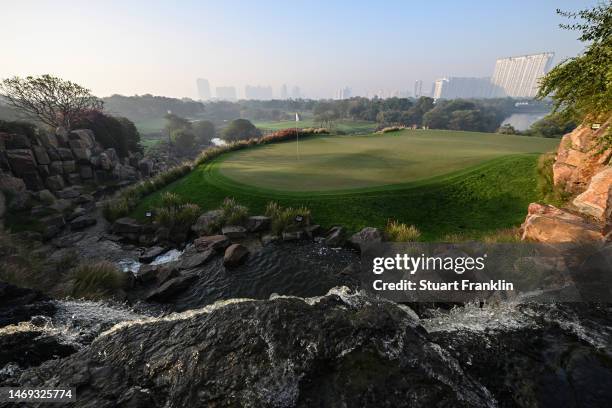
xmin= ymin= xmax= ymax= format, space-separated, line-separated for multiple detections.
xmin=1 ymin=0 xmax=595 ymax=99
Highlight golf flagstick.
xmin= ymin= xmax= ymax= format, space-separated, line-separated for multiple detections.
xmin=295 ymin=112 xmax=299 ymax=160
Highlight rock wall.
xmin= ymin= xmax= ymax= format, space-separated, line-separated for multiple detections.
xmin=522 ymin=119 xmax=611 ymax=243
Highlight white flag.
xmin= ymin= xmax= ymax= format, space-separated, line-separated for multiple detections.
xmin=295 ymin=112 xmax=300 ymax=122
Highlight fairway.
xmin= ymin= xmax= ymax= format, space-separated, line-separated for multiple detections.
xmin=254 ymin=119 xmax=377 ymax=134
xmin=218 ymin=129 xmax=559 ymax=192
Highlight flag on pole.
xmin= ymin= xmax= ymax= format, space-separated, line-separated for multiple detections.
xmin=295 ymin=112 xmax=300 ymax=159
xmin=295 ymin=112 xmax=300 ymax=122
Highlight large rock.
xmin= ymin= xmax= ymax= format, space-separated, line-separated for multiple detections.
xmin=553 ymin=121 xmax=611 ymax=194
xmin=246 ymin=215 xmax=271 ymax=232
xmin=40 ymin=213 xmax=66 ymax=239
xmin=349 ymin=227 xmax=383 ymax=251
xmin=69 ymin=129 xmax=96 ymax=149
xmin=62 ymin=160 xmax=76 ymax=174
xmin=222 ymin=225 xmax=247 ymax=239
xmin=177 ymin=249 xmax=215 ymax=270
xmin=31 ymin=146 xmax=50 ymax=165
xmin=0 ymin=172 xmax=26 ymax=195
xmin=145 ymin=273 xmax=198 ymax=302
xmin=111 ymin=217 xmax=142 ymax=235
xmin=194 ymin=234 xmax=230 ymax=252
xmin=6 ymin=149 xmax=37 ymax=177
xmin=15 ymin=288 xmax=494 ymax=407
xmin=325 ymin=226 xmax=347 ymax=247
xmin=5 ymin=134 xmax=31 ymax=149
xmin=45 ymin=174 xmax=65 ymax=191
xmin=57 ymin=147 xmax=74 ymax=161
xmin=48 ymin=161 xmax=63 ymax=175
xmin=21 ymin=171 xmax=44 ymax=191
xmin=520 ymin=203 xmax=603 ymax=243
xmin=192 ymin=210 xmax=223 ymax=235
xmin=69 ymin=215 xmax=97 ymax=230
xmin=573 ymin=167 xmax=612 ymax=221
xmin=223 ymin=243 xmax=249 ymax=267
xmin=139 ymin=246 xmax=168 ymax=263
xmin=0 ymin=190 xmax=5 ymax=221
xmin=0 ymin=282 xmax=55 ymax=328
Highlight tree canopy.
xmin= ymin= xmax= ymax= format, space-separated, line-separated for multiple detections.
xmin=0 ymin=75 xmax=103 ymax=130
xmin=222 ymin=119 xmax=261 ymax=142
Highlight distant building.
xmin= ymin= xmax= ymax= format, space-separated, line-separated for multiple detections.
xmin=491 ymin=52 xmax=554 ymax=98
xmin=215 ymin=86 xmax=237 ymax=101
xmin=335 ymin=86 xmax=352 ymax=100
xmin=414 ymin=80 xmax=423 ymax=98
xmin=432 ymin=77 xmax=493 ymax=100
xmin=196 ymin=78 xmax=211 ymax=100
xmin=280 ymin=84 xmax=288 ymax=99
xmin=291 ymin=86 xmax=301 ymax=99
xmin=245 ymin=85 xmax=273 ymax=100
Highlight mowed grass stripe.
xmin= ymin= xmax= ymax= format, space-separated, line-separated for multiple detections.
xmin=217 ymin=130 xmax=559 ymax=191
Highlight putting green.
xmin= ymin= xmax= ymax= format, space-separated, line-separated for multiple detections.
xmin=217 ymin=129 xmax=560 ymax=192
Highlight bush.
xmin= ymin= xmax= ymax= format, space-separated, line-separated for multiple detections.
xmin=536 ymin=152 xmax=570 ymax=206
xmin=172 ymin=129 xmax=196 ymax=152
xmin=265 ymin=201 xmax=311 ymax=234
xmin=70 ymin=261 xmax=126 ymax=300
xmin=0 ymin=119 xmax=38 ymax=139
xmin=385 ymin=220 xmax=421 ymax=242
xmin=73 ymin=111 xmax=141 ymax=157
xmin=193 ymin=120 xmax=215 ymax=144
xmin=154 ymin=192 xmax=201 ymax=234
xmin=223 ymin=118 xmax=261 ymax=142
xmin=219 ymin=197 xmax=249 ymax=225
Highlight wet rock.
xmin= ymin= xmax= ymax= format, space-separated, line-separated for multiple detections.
xmin=69 ymin=215 xmax=97 ymax=230
xmin=305 ymin=224 xmax=322 ymax=238
xmin=191 ymin=209 xmax=223 ymax=235
xmin=222 ymin=225 xmax=247 ymax=240
xmin=349 ymin=227 xmax=383 ymax=251
xmin=39 ymin=213 xmax=66 ymax=239
xmin=139 ymin=246 xmax=168 ymax=263
xmin=521 ymin=203 xmax=603 ymax=243
xmin=261 ymin=234 xmax=280 ymax=246
xmin=194 ymin=235 xmax=230 ymax=252
xmin=48 ymin=198 xmax=72 ymax=213
xmin=325 ymin=226 xmax=347 ymax=247
xmin=15 ymin=289 xmax=494 ymax=407
xmin=177 ymin=249 xmax=215 ymax=270
xmin=0 ymin=328 xmax=78 ymax=369
xmin=246 ymin=215 xmax=271 ymax=232
xmin=223 ymin=243 xmax=249 ymax=267
xmin=55 ymin=186 xmax=80 ymax=199
xmin=0 ymin=282 xmax=55 ymax=328
xmin=146 ymin=273 xmax=198 ymax=302
xmin=282 ymin=230 xmax=305 ymax=241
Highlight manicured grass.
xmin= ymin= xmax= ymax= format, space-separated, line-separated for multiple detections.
xmin=131 ymin=130 xmax=559 ymax=240
xmin=254 ymin=119 xmax=377 ymax=134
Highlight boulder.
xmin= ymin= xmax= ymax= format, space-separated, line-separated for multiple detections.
xmin=573 ymin=167 xmax=612 ymax=221
xmin=305 ymin=224 xmax=322 ymax=238
xmin=66 ymin=172 xmax=81 ymax=185
xmin=71 ymin=147 xmax=92 ymax=163
xmin=79 ymin=165 xmax=93 ymax=179
xmin=69 ymin=215 xmax=97 ymax=230
xmin=47 ymin=147 xmax=60 ymax=162
xmin=57 ymin=147 xmax=74 ymax=161
xmin=192 ymin=210 xmax=223 ymax=235
xmin=49 ymin=161 xmax=63 ymax=175
xmin=45 ymin=175 xmax=65 ymax=191
xmin=48 ymin=198 xmax=72 ymax=213
xmin=261 ymin=234 xmax=279 ymax=246
xmin=139 ymin=246 xmax=168 ymax=263
xmin=38 ymin=133 xmax=59 ymax=148
xmin=194 ymin=235 xmax=230 ymax=252
xmin=37 ymin=164 xmax=50 ymax=178
xmin=5 ymin=134 xmax=31 ymax=149
xmin=282 ymin=231 xmax=305 ymax=241
xmin=32 ymin=146 xmax=50 ymax=165
xmin=21 ymin=171 xmax=44 ymax=191
xmin=223 ymin=244 xmax=249 ymax=267
xmin=69 ymin=129 xmax=96 ymax=149
xmin=6 ymin=149 xmax=37 ymax=177
xmin=177 ymin=249 xmax=215 ymax=270
xmin=520 ymin=203 xmax=603 ymax=243
xmin=55 ymin=187 xmax=80 ymax=199
xmin=36 ymin=189 xmax=56 ymax=204
xmin=245 ymin=215 xmax=271 ymax=232
xmin=40 ymin=213 xmax=66 ymax=239
xmin=0 ymin=282 xmax=56 ymax=328
xmin=138 ymin=159 xmax=153 ymax=177
xmin=222 ymin=225 xmax=247 ymax=240
xmin=325 ymin=226 xmax=347 ymax=247
xmin=145 ymin=273 xmax=198 ymax=302
xmin=349 ymin=227 xmax=383 ymax=251
xmin=0 ymin=172 xmax=26 ymax=195
xmin=62 ymin=160 xmax=76 ymax=174
xmin=112 ymin=217 xmax=142 ymax=235
xmin=0 ymin=190 xmax=5 ymax=220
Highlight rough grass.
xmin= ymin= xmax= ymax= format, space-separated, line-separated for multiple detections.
xmin=69 ymin=261 xmax=127 ymax=300
xmin=385 ymin=220 xmax=421 ymax=242
xmin=265 ymin=202 xmax=312 ymax=234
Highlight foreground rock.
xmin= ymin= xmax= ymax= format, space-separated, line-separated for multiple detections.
xmin=0 ymin=282 xmax=55 ymax=328
xmin=520 ymin=203 xmax=604 ymax=243
xmin=349 ymin=227 xmax=383 ymax=252
xmin=223 ymin=243 xmax=249 ymax=267
xmin=15 ymin=289 xmax=493 ymax=407
xmin=573 ymin=167 xmax=612 ymax=221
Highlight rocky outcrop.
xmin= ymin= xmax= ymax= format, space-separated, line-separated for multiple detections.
xmin=573 ymin=167 xmax=612 ymax=221
xmin=553 ymin=121 xmax=611 ymax=194
xmin=521 ymin=203 xmax=604 ymax=243
xmin=15 ymin=288 xmax=494 ymax=407
xmin=0 ymin=282 xmax=55 ymax=328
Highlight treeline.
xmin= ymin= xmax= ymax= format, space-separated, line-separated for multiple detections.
xmin=102 ymin=94 xmax=206 ymax=122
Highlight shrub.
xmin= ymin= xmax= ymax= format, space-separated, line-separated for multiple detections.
xmin=265 ymin=201 xmax=311 ymax=234
xmin=73 ymin=110 xmax=141 ymax=157
xmin=193 ymin=120 xmax=215 ymax=144
xmin=385 ymin=220 xmax=421 ymax=242
xmin=536 ymin=152 xmax=570 ymax=206
xmin=154 ymin=193 xmax=201 ymax=234
xmin=219 ymin=197 xmax=249 ymax=225
xmin=172 ymin=128 xmax=196 ymax=152
xmin=70 ymin=261 xmax=126 ymax=300
xmin=0 ymin=119 xmax=38 ymax=139
xmin=223 ymin=118 xmax=261 ymax=142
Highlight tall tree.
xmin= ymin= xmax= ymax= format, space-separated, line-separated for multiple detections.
xmin=0 ymin=75 xmax=103 ymax=130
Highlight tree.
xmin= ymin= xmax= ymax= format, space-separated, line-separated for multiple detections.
xmin=537 ymin=4 xmax=611 ymax=130
xmin=497 ymin=123 xmax=518 ymax=135
xmin=0 ymin=75 xmax=103 ymax=130
xmin=526 ymin=112 xmax=577 ymax=138
xmin=172 ymin=129 xmax=196 ymax=152
xmin=164 ymin=113 xmax=191 ymax=135
xmin=222 ymin=119 xmax=261 ymax=142
xmin=192 ymin=120 xmax=215 ymax=144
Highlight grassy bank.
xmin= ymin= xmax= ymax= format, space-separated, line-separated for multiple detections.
xmin=254 ymin=119 xmax=377 ymax=134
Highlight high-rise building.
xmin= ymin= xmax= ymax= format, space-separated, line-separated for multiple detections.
xmin=432 ymin=77 xmax=493 ymax=100
xmin=335 ymin=86 xmax=352 ymax=100
xmin=280 ymin=84 xmax=288 ymax=99
xmin=196 ymin=78 xmax=211 ymax=100
xmin=491 ymin=52 xmax=554 ymax=98
xmin=291 ymin=86 xmax=301 ymax=99
xmin=215 ymin=86 xmax=237 ymax=101
xmin=245 ymin=85 xmax=273 ymax=100
xmin=414 ymin=80 xmax=423 ymax=98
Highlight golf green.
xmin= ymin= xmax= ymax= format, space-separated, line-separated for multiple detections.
xmin=217 ymin=129 xmax=559 ymax=192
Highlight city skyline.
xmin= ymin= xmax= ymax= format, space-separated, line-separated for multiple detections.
xmin=1 ymin=0 xmax=593 ymax=99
